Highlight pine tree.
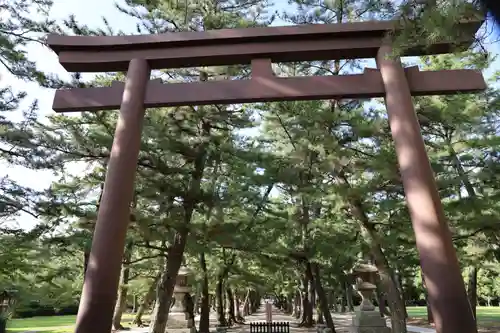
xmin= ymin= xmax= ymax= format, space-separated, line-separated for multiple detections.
xmin=0 ymin=0 xmax=64 ymax=222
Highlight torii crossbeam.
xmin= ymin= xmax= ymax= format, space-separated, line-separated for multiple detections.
xmin=47 ymin=19 xmax=485 ymax=333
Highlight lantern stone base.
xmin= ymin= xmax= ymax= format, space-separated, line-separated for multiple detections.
xmin=167 ymin=312 xmax=194 ymax=329
xmin=350 ymin=310 xmax=391 ymax=333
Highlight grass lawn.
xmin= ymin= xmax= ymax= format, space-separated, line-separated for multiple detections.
xmin=406 ymin=306 xmax=500 ymax=323
xmin=6 ymin=313 xmax=135 ymax=333
xmin=405 ymin=306 xmax=500 ymax=333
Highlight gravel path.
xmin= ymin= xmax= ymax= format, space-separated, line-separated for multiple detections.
xmin=119 ymin=306 xmax=436 ymax=333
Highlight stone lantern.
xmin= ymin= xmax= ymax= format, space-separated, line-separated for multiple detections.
xmin=0 ymin=289 xmax=16 ymax=314
xmin=350 ymin=263 xmax=390 ymax=333
xmin=167 ymin=266 xmax=195 ymax=330
xmin=352 ymin=263 xmax=378 ymax=311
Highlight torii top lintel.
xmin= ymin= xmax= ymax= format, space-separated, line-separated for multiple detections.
xmin=47 ymin=19 xmax=483 ymax=73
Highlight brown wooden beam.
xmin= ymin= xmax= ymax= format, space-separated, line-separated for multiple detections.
xmin=56 ymin=37 xmax=377 ymax=72
xmin=52 ymin=68 xmax=486 ymax=112
xmin=47 ymin=20 xmax=401 ymax=53
xmin=57 ymin=37 xmax=473 ymax=73
xmin=47 ymin=19 xmax=482 ymax=53
xmin=47 ymin=19 xmax=483 ymax=72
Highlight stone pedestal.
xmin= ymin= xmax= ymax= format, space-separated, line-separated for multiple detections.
xmin=350 ymin=311 xmax=390 ymax=333
xmin=349 ymin=263 xmax=390 ymax=333
xmin=167 ymin=312 xmax=194 ymax=329
xmin=316 ymin=324 xmax=332 ymax=333
xmin=316 ymin=324 xmax=326 ymax=333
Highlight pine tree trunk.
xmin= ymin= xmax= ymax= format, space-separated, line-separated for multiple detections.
xmin=311 ymin=263 xmax=336 ymax=333
xmin=285 ymin=294 xmax=293 ymax=314
xmin=211 ymin=294 xmax=217 ymax=312
xmin=422 ymin=275 xmax=434 ymax=324
xmin=132 ymin=294 xmax=138 ymax=313
xmin=226 ymin=286 xmax=237 ymax=325
xmin=374 ymin=256 xmax=407 ymax=333
xmin=192 ymin=293 xmax=199 ymax=315
xmin=394 ymin=270 xmax=408 ymax=319
xmin=330 ymin=291 xmax=336 ymax=313
xmin=340 ymin=297 xmax=345 ymax=313
xmin=300 ymin=268 xmax=314 ymax=327
xmin=235 ymin=292 xmax=244 ymax=322
xmin=199 ymin=252 xmax=210 ymax=333
xmin=347 ymin=192 xmax=407 ymax=333
xmin=148 ymin=231 xmax=188 ymax=333
xmin=112 ymin=266 xmax=129 ymax=330
xmin=338 ymin=290 xmax=346 ymax=313
xmin=242 ymin=289 xmax=251 ymax=316
xmin=327 ymin=291 xmax=334 ymax=312
xmin=375 ymin=272 xmax=390 ymax=318
xmin=250 ymin=290 xmax=260 ymax=313
xmin=426 ymin=295 xmax=434 ymax=324
xmin=315 ymin=290 xmax=324 ymax=324
xmin=310 ymin=280 xmax=316 ymax=319
xmin=133 ymin=273 xmax=160 ymax=326
xmin=224 ymin=290 xmax=229 ymax=325
xmin=292 ymin=290 xmax=300 ymax=318
xmin=112 ymin=242 xmax=133 ymax=330
xmin=345 ymin=280 xmax=354 ymax=312
xmin=378 ymin=268 xmax=407 ymax=333
xmin=216 ymin=275 xmax=227 ymax=326
xmin=298 ymin=289 xmax=303 ymax=319
xmin=150 ymin=117 xmax=207 ymax=333
xmin=307 ymin=271 xmax=315 ymax=327
xmin=300 ymin=276 xmax=309 ymax=325
xmin=450 ymin=147 xmax=480 ymax=327
xmin=316 ymin=307 xmax=324 ymax=324
xmin=184 ymin=292 xmax=196 ymax=331
xmin=467 ymin=266 xmax=478 ymax=327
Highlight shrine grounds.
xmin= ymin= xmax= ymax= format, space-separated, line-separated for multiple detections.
xmin=6 ymin=307 xmax=500 ymax=333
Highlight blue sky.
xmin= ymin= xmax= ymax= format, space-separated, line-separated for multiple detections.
xmin=1 ymin=0 xmax=498 ymax=229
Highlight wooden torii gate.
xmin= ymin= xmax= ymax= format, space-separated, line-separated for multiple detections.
xmin=47 ymin=19 xmax=486 ymax=333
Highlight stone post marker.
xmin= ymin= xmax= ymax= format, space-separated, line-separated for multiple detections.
xmin=167 ymin=266 xmax=195 ymax=331
xmin=350 ymin=263 xmax=390 ymax=333
xmin=265 ymin=301 xmax=273 ymax=323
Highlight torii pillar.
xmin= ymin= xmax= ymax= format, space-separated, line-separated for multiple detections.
xmin=377 ymin=45 xmax=476 ymax=333
xmin=75 ymin=59 xmax=151 ymax=333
